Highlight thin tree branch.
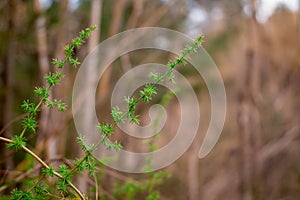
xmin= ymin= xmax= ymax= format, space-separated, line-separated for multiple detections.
xmin=0 ymin=136 xmax=86 ymax=200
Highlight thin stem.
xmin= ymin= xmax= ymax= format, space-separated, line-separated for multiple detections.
xmin=20 ymin=98 xmax=44 ymax=138
xmin=0 ymin=136 xmax=86 ymax=200
xmin=147 ymin=176 xmax=155 ymax=193
xmin=46 ymin=192 xmax=62 ymax=199
xmin=93 ymin=173 xmax=99 ymax=200
xmin=0 ymin=137 xmax=12 ymax=143
xmin=34 ymin=98 xmax=44 ymax=113
xmin=69 ymin=154 xmax=89 ymax=175
xmin=19 ymin=127 xmax=27 ymax=138
xmin=22 ymin=145 xmax=48 ymax=169
xmin=71 ymin=139 xmax=102 ymax=175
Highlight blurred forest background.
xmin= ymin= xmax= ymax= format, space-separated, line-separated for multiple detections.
xmin=0 ymin=0 xmax=300 ymax=199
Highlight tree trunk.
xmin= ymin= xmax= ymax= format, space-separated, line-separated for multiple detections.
xmin=187 ymin=144 xmax=199 ymax=200
xmin=2 ymin=0 xmax=17 ymax=181
xmin=127 ymin=0 xmax=143 ymax=29
xmin=97 ymin=0 xmax=127 ymax=105
xmin=47 ymin=0 xmax=69 ymax=161
xmin=77 ymin=0 xmax=102 ymax=194
xmin=33 ymin=0 xmax=52 ymax=158
xmin=237 ymin=0 xmax=261 ymax=199
xmin=298 ymin=0 xmax=300 ymax=69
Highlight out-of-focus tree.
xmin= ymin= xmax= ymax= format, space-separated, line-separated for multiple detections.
xmin=0 ymin=0 xmax=18 ymax=182
xmin=77 ymin=0 xmax=103 ymax=194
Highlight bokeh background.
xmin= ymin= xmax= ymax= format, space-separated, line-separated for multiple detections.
xmin=0 ymin=0 xmax=299 ymax=199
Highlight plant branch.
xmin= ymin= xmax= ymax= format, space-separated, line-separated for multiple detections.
xmin=0 ymin=136 xmax=86 ymax=200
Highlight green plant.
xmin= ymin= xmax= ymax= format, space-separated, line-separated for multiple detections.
xmin=1 ymin=26 xmax=97 ymax=200
xmin=0 ymin=25 xmax=204 ymax=199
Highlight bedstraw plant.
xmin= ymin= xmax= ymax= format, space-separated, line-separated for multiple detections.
xmin=0 ymin=25 xmax=204 ymax=199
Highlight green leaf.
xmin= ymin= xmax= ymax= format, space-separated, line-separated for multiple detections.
xmin=150 ymin=170 xmax=171 ymax=179
xmin=182 ymin=45 xmax=193 ymax=56
xmin=101 ymin=137 xmax=114 ymax=150
xmin=146 ymin=191 xmax=159 ymax=200
xmin=113 ymin=141 xmax=123 ymax=150
xmin=76 ymin=137 xmax=95 ymax=153
xmin=77 ymin=136 xmax=89 ymax=152
xmin=149 ymin=141 xmax=157 ymax=152
xmin=139 ymin=84 xmax=157 ymax=102
xmin=97 ymin=123 xmax=114 ymax=137
xmin=34 ymin=86 xmax=49 ymax=101
xmin=52 ymin=58 xmax=66 ymax=69
xmin=34 ymin=184 xmax=47 ymax=197
xmin=72 ymin=37 xmax=84 ymax=48
xmin=124 ymin=96 xmax=138 ymax=114
xmin=59 ymin=164 xmax=71 ymax=181
xmin=80 ymin=29 xmax=91 ymax=39
xmin=21 ymin=99 xmax=36 ymax=114
xmin=46 ymin=100 xmax=54 ymax=109
xmin=56 ymin=180 xmax=68 ymax=194
xmin=45 ymin=72 xmax=64 ymax=86
xmin=121 ymin=182 xmax=141 ymax=199
xmin=166 ymin=70 xmax=175 ymax=84
xmin=54 ymin=99 xmax=67 ymax=112
xmin=7 ymin=136 xmax=26 ymax=150
xmin=175 ymin=57 xmax=184 ymax=65
xmin=64 ymin=44 xmax=74 ymax=57
xmin=74 ymin=158 xmax=86 ymax=171
xmin=86 ymin=156 xmax=96 ymax=174
xmin=68 ymin=57 xmax=80 ymax=68
xmin=22 ymin=116 xmax=37 ymax=132
xmin=86 ymin=144 xmax=95 ymax=153
xmin=128 ymin=113 xmax=140 ymax=124
xmin=21 ymin=99 xmax=30 ymax=112
xmin=111 ymin=106 xmax=124 ymax=123
xmin=77 ymin=136 xmax=85 ymax=145
xmin=195 ymin=34 xmax=204 ymax=46
xmin=11 ymin=188 xmax=22 ymax=200
xmin=11 ymin=189 xmax=33 ymax=200
xmin=149 ymin=72 xmax=164 ymax=82
xmin=90 ymin=25 xmax=97 ymax=31
xmin=42 ymin=166 xmax=55 ymax=177
xmin=51 ymin=58 xmax=60 ymax=65
xmin=167 ymin=61 xmax=176 ymax=69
